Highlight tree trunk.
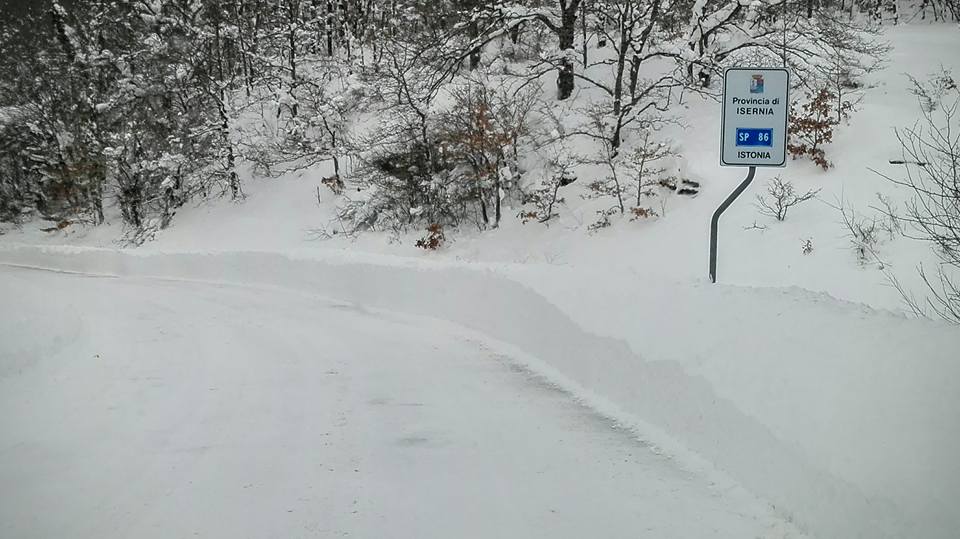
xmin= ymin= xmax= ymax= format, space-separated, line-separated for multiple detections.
xmin=288 ymin=2 xmax=299 ymax=117
xmin=581 ymin=0 xmax=588 ymax=66
xmin=469 ymin=20 xmax=481 ymax=70
xmin=629 ymin=55 xmax=640 ymax=100
xmin=610 ymin=3 xmax=636 ymax=150
xmin=214 ymin=19 xmax=241 ymax=199
xmin=92 ymin=181 xmax=105 ymax=224
xmin=612 ymin=119 xmax=624 ymax=152
xmin=494 ymin=174 xmax=501 ymax=227
xmin=556 ymin=0 xmax=581 ymax=100
xmin=636 ymin=133 xmax=649 ymax=206
xmin=478 ymin=181 xmax=489 ymax=226
xmin=510 ymin=21 xmax=522 ymax=44
xmin=327 ymin=0 xmax=335 ymax=56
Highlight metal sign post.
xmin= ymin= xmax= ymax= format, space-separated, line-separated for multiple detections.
xmin=710 ymin=167 xmax=755 ymax=283
xmin=712 ymin=67 xmax=790 ymax=283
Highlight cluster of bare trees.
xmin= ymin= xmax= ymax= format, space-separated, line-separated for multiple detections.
xmin=0 ymin=0 xmax=894 ymax=241
xmin=0 ymin=0 xmax=466 ymax=240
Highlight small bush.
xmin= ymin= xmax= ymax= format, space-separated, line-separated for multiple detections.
xmin=839 ymin=205 xmax=884 ymax=266
xmin=755 ymin=177 xmax=821 ymax=221
xmin=518 ymin=210 xmax=540 ymax=224
xmin=587 ymin=208 xmax=618 ymax=233
xmin=629 ymin=206 xmax=658 ymax=220
xmin=522 ymin=173 xmax=572 ymax=224
xmin=788 ymin=89 xmax=849 ymax=170
xmin=321 ymin=174 xmax=345 ymax=195
xmin=416 ymin=224 xmax=446 ymax=250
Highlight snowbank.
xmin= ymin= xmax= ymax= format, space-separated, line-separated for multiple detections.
xmin=2 ymin=243 xmax=957 ymax=538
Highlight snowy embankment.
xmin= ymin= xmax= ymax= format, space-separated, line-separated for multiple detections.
xmin=2 ymin=243 xmax=957 ymax=538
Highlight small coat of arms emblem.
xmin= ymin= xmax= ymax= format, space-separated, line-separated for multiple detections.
xmin=750 ymin=74 xmax=764 ymax=94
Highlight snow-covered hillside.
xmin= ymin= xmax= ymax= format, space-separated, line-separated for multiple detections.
xmin=7 ymin=25 xmax=956 ymax=312
xmin=2 ymin=11 xmax=960 ymax=539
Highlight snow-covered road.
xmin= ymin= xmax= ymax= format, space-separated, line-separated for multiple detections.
xmin=0 ymin=266 xmax=799 ymax=538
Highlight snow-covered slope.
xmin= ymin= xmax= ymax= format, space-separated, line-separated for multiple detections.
xmin=6 ymin=25 xmax=957 ymax=312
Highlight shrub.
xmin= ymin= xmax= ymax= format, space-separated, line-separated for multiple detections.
xmin=755 ymin=177 xmax=821 ymax=221
xmin=416 ymin=224 xmax=446 ymax=250
xmin=787 ymin=89 xmax=849 ymax=170
xmin=629 ymin=206 xmax=658 ymax=220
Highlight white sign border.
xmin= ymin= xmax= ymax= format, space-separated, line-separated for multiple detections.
xmin=720 ymin=67 xmax=790 ymax=168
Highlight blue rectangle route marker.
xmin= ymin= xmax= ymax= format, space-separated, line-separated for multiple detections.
xmin=735 ymin=128 xmax=773 ymax=147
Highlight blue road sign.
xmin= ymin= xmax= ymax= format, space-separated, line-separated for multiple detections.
xmin=735 ymin=128 xmax=773 ymax=148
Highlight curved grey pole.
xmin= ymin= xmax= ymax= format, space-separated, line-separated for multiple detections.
xmin=710 ymin=166 xmax=756 ymax=283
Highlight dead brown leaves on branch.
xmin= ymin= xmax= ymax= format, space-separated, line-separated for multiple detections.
xmin=788 ymin=89 xmax=852 ymax=170
xmin=416 ymin=224 xmax=446 ymax=250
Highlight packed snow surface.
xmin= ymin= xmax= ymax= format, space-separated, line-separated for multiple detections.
xmin=0 ymin=265 xmax=801 ymax=539
xmin=2 ymin=245 xmax=958 ymax=538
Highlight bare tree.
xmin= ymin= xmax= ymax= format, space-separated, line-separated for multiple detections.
xmin=521 ymin=133 xmax=581 ymax=224
xmin=575 ymin=0 xmax=676 ymax=152
xmin=915 ymin=0 xmax=960 ymax=21
xmin=531 ymin=0 xmax=584 ymax=100
xmin=438 ymin=77 xmax=539 ymax=228
xmin=875 ymin=70 xmax=960 ymax=323
xmin=625 ymin=132 xmax=673 ymax=208
xmin=680 ymin=1 xmax=887 ymax=94
xmin=755 ymin=176 xmax=820 ymax=221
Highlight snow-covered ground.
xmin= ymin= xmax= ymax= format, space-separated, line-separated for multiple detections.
xmin=2 ymin=244 xmax=958 ymax=538
xmin=0 ymin=265 xmax=801 ymax=539
xmin=2 ymin=21 xmax=959 ymax=539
